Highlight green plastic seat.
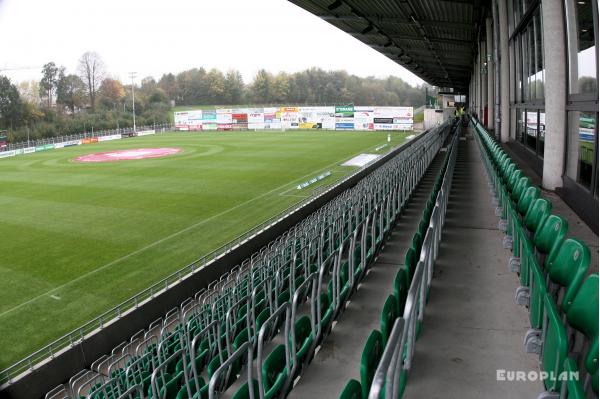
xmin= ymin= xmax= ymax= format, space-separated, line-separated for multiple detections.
xmin=533 ymin=214 xmax=568 ymax=266
xmin=523 ymin=198 xmax=552 ymax=233
xmin=566 ymin=274 xmax=599 ymax=378
xmin=360 ymin=330 xmax=384 ymax=399
xmin=256 ymin=308 xmax=270 ymax=332
xmin=508 ymin=169 xmax=524 ymax=192
xmin=503 ymin=163 xmax=516 ymax=182
xmin=293 ymin=315 xmax=314 ymax=363
xmin=380 ymin=295 xmax=398 ymax=346
xmin=540 ymin=294 xmax=568 ymax=392
xmin=262 ymin=344 xmax=288 ymax=399
xmin=562 ymin=358 xmax=585 ymax=399
xmin=404 ymin=248 xmax=417 ymax=279
xmin=546 ymin=238 xmax=591 ymax=313
xmin=516 ymin=186 xmax=540 ymax=216
xmin=394 ymin=266 xmax=409 ymax=315
xmin=339 ymin=379 xmax=362 ymax=399
xmin=231 ymin=380 xmax=260 ymax=399
xmin=411 ymin=232 xmax=422 ymax=258
xmin=511 ymin=177 xmax=531 ymax=203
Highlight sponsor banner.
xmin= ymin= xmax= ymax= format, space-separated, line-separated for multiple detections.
xmin=202 ymin=110 xmax=217 ymax=121
xmin=188 ymin=110 xmax=203 ymax=130
xmin=97 ymin=134 xmax=121 ymax=142
xmin=34 ymin=144 xmax=54 ymax=151
xmin=202 ymin=123 xmax=218 ymax=130
xmin=336 ymin=123 xmax=354 ymax=130
xmin=23 ymin=147 xmax=36 ymax=154
xmin=354 ymin=106 xmax=374 ymax=112
xmin=354 ymin=110 xmax=374 ymax=131
xmin=90 ymin=137 xmax=98 ymax=143
xmin=15 ymin=149 xmax=24 ymax=155
xmin=374 ymin=118 xmax=393 ymax=124
xmin=248 ymin=113 xmax=265 ymax=129
xmin=82 ymin=138 xmax=92 ymax=144
xmin=54 ymin=142 xmax=65 ymax=149
xmin=374 ymin=106 xmax=413 ymax=118
xmin=281 ymin=108 xmax=300 ymax=129
xmin=263 ymin=108 xmax=279 ymax=130
xmin=136 ymin=129 xmax=156 ymax=136
xmin=335 ymin=105 xmax=354 ymax=118
xmin=174 ymin=111 xmax=189 ymax=129
xmin=218 ymin=124 xmax=233 ymax=131
xmin=374 ymin=123 xmax=413 ymax=130
xmin=355 ymin=122 xmax=374 ymax=130
xmin=0 ymin=150 xmax=16 ymax=158
xmin=299 ymin=122 xmax=319 ymax=129
xmin=217 ymin=109 xmax=232 ymax=124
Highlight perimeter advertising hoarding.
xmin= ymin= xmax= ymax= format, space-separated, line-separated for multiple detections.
xmin=232 ymin=109 xmax=249 ymax=130
xmin=335 ymin=105 xmax=355 ymax=130
xmin=374 ymin=107 xmax=414 ymax=130
xmin=248 ymin=109 xmax=265 ymax=130
xmin=174 ymin=111 xmax=189 ymax=130
xmin=187 ymin=110 xmax=203 ymax=131
xmin=217 ymin=109 xmax=233 ymax=130
xmin=354 ymin=106 xmax=374 ymax=131
xmin=202 ymin=110 xmax=217 ymax=130
xmin=280 ymin=107 xmax=300 ymax=129
xmin=263 ymin=107 xmax=281 ymax=129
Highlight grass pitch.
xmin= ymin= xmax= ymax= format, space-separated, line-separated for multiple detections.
xmin=0 ymin=129 xmax=410 ymax=368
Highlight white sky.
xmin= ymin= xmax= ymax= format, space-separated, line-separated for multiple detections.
xmin=0 ymin=0 xmax=424 ymax=86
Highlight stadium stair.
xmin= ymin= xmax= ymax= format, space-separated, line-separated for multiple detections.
xmin=44 ymin=121 xmax=456 ymax=399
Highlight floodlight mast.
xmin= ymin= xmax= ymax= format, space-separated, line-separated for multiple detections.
xmin=129 ymin=72 xmax=137 ymax=132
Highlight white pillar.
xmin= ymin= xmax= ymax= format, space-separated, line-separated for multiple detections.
xmin=498 ymin=0 xmax=510 ymax=143
xmin=541 ymin=0 xmax=567 ymax=190
xmin=486 ymin=17 xmax=494 ymax=130
xmin=481 ymin=40 xmax=487 ymax=123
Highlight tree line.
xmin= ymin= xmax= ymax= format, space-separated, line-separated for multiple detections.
xmin=0 ymin=51 xmax=430 ymax=143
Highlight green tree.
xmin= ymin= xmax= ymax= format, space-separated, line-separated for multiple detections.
xmin=39 ymin=62 xmax=58 ymax=108
xmin=250 ymin=69 xmax=273 ymax=104
xmin=56 ymin=71 xmax=86 ymax=114
xmin=0 ymin=75 xmax=24 ymax=130
xmin=223 ymin=70 xmax=244 ymax=105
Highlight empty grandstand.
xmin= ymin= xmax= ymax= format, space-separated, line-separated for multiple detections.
xmin=0 ymin=0 xmax=598 ymax=398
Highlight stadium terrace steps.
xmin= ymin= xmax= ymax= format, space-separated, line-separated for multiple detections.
xmin=402 ymin=126 xmax=541 ymax=398
xmin=288 ymin=154 xmax=446 ymax=399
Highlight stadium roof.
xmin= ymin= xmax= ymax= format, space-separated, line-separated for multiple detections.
xmin=288 ymin=0 xmax=489 ymax=91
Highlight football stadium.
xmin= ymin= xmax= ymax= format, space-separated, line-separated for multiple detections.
xmin=0 ymin=0 xmax=598 ymax=398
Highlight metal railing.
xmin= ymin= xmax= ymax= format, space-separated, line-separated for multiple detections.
xmin=368 ymin=125 xmax=459 ymax=399
xmin=2 ymin=124 xmax=173 ymax=152
xmin=0 ymin=126 xmax=444 ymax=387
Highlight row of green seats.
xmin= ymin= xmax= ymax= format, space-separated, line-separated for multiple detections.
xmin=471 ymin=117 xmax=598 ymax=398
xmin=338 ymin=123 xmax=459 ymax=399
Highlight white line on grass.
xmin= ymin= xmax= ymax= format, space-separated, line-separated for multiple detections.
xmin=0 ymin=137 xmax=397 ymax=318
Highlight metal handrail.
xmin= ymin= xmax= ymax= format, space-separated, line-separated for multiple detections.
xmin=368 ymin=124 xmax=460 ymax=399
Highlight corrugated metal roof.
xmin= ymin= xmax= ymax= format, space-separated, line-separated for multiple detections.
xmin=288 ymin=0 xmax=489 ymax=91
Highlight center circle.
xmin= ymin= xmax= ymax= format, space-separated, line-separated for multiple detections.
xmin=74 ymin=148 xmax=182 ymax=163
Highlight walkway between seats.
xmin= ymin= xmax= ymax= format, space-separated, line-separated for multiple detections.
xmin=403 ymin=127 xmax=541 ymax=398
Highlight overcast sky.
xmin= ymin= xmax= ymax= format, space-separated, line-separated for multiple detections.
xmin=0 ymin=0 xmax=424 ymax=86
